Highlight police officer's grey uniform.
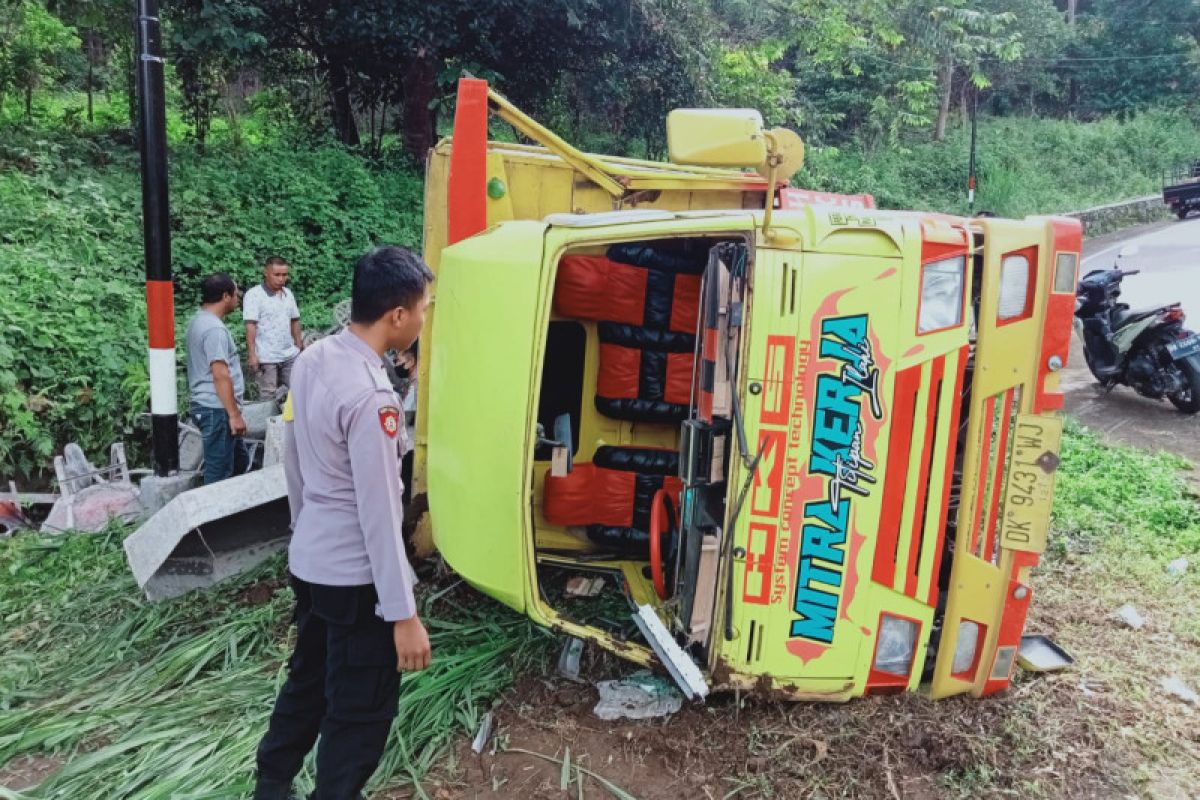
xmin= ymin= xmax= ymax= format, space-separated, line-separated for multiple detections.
xmin=255 ymin=328 xmax=417 ymax=800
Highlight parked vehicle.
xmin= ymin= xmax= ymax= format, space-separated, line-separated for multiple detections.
xmin=1162 ymin=160 xmax=1200 ymax=220
xmin=1075 ymin=246 xmax=1200 ymax=413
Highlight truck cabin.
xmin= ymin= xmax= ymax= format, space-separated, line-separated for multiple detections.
xmin=421 ymin=80 xmax=1080 ymax=701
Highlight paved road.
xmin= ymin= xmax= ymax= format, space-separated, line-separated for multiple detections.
xmin=1063 ymin=216 xmax=1200 ymax=461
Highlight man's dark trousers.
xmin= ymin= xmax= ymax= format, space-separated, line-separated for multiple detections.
xmin=190 ymin=405 xmax=249 ymax=485
xmin=254 ymin=576 xmax=401 ymax=800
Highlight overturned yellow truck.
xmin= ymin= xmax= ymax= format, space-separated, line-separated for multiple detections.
xmin=411 ymin=79 xmax=1079 ymax=701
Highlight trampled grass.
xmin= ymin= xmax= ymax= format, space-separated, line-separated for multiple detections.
xmin=0 ymin=530 xmax=550 ymax=799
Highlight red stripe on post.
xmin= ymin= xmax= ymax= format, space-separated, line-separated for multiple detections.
xmin=927 ymin=345 xmax=970 ymax=606
xmin=873 ymin=365 xmax=921 ymax=587
xmin=146 ymin=280 xmax=175 ymax=349
xmin=904 ymin=356 xmax=945 ymax=598
xmin=982 ymin=388 xmax=1016 ymax=564
xmin=447 ymin=78 xmax=489 ymax=246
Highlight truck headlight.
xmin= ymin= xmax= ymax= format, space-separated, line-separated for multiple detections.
xmin=918 ymin=256 xmax=965 ymax=333
xmin=874 ymin=614 xmax=920 ymax=676
xmin=998 ymin=254 xmax=1032 ymax=321
xmin=951 ymin=620 xmax=983 ymax=677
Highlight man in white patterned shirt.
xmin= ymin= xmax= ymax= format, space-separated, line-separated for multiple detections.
xmin=243 ymin=255 xmax=304 ymax=400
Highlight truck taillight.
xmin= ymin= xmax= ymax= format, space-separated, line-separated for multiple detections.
xmin=951 ymin=619 xmax=987 ymax=680
xmin=998 ymin=252 xmax=1034 ymax=322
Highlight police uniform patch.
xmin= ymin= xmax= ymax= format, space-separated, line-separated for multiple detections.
xmin=378 ymin=405 xmax=401 ymax=438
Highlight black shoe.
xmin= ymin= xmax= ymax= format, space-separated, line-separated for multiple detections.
xmin=252 ymin=780 xmax=301 ymax=800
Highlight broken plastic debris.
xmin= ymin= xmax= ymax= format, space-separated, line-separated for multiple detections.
xmin=471 ymin=711 xmax=494 ymax=754
xmin=593 ymin=671 xmax=684 ymax=721
xmin=42 ymin=483 xmax=141 ymax=533
xmin=556 ymin=637 xmax=586 ymax=683
xmin=1017 ymin=634 xmax=1074 ymax=672
xmin=1113 ymin=603 xmax=1145 ymax=630
xmin=565 ymin=576 xmax=606 ymax=598
xmin=1166 ymin=558 xmax=1189 ymax=577
xmin=1160 ymin=677 xmax=1198 ymax=705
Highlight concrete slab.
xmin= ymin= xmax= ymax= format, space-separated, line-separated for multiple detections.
xmin=139 ymin=472 xmax=200 ymax=515
xmin=124 ymin=465 xmax=291 ymax=600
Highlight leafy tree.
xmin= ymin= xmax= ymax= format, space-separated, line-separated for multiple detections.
xmin=1069 ymin=0 xmax=1200 ymax=117
xmin=166 ymin=0 xmax=266 ymax=145
xmin=51 ymin=0 xmax=133 ymax=124
xmin=0 ymin=0 xmax=80 ymax=119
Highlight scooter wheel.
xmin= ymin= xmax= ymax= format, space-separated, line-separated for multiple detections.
xmin=1169 ymin=360 xmax=1200 ymax=414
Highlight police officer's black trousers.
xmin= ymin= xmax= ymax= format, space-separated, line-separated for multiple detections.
xmin=254 ymin=575 xmax=401 ymax=800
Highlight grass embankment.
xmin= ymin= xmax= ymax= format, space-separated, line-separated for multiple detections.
xmin=4 ymin=95 xmax=1200 ymax=480
xmin=800 ymin=108 xmax=1200 ymax=217
xmin=0 ymin=533 xmax=549 ymax=799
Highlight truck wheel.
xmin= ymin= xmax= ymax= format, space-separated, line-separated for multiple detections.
xmin=1168 ymin=359 xmax=1200 ymax=414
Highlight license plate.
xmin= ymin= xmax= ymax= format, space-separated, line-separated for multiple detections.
xmin=998 ymin=415 xmax=1064 ymax=554
xmin=1166 ymin=334 xmax=1200 ymax=360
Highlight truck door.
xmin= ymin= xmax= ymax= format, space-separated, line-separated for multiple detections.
xmin=929 ymin=217 xmax=1078 ymax=698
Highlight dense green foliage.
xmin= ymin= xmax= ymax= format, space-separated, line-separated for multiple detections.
xmin=5 ymin=1 xmax=1198 ymax=156
xmin=0 ymin=528 xmax=548 ymax=797
xmin=802 ymin=107 xmax=1200 ymax=215
xmin=0 ymin=120 xmax=421 ymax=478
xmin=1 ymin=0 xmax=1199 ymax=477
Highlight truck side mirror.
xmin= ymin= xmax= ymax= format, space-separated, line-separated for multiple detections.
xmin=667 ymin=109 xmax=767 ymax=168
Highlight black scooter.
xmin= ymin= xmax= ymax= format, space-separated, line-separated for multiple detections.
xmin=1075 ymin=246 xmax=1200 ymax=414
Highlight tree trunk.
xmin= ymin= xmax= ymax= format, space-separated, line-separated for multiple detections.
xmin=401 ymin=51 xmax=437 ymax=163
xmin=934 ymin=54 xmax=954 ymax=141
xmin=127 ymin=43 xmax=138 ymax=133
xmin=327 ymin=59 xmax=360 ymax=147
xmin=85 ymin=29 xmax=100 ymax=123
xmin=25 ymin=85 xmax=33 ymax=120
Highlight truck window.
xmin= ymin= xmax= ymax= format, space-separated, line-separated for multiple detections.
xmin=534 ymin=321 xmax=585 ymax=461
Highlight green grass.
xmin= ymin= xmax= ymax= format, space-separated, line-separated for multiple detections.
xmin=1052 ymin=419 xmax=1200 ymax=562
xmin=800 ymin=108 xmax=1200 ymax=217
xmin=0 ymin=528 xmax=550 ymax=799
xmin=0 ymin=113 xmax=423 ymax=480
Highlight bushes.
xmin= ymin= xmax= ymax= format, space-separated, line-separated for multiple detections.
xmin=799 ymin=108 xmax=1200 ymax=216
xmin=0 ymin=127 xmax=422 ymax=480
xmin=4 ymin=101 xmax=1200 ymax=481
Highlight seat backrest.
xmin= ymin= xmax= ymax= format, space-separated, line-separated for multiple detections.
xmin=543 ymin=445 xmax=681 ymax=530
xmin=554 ymin=243 xmax=706 ymax=423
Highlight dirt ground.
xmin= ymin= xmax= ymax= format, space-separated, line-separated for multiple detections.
xmin=0 ymin=755 xmax=65 ymax=791
xmin=416 ymin=556 xmax=1199 ymax=800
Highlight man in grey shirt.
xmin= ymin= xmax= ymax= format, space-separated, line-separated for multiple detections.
xmin=254 ymin=247 xmax=434 ymax=800
xmin=185 ymin=273 xmax=248 ymax=485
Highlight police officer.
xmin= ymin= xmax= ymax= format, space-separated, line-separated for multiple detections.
xmin=254 ymin=246 xmax=435 ymax=800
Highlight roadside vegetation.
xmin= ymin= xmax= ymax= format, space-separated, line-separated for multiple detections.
xmin=0 ymin=530 xmax=549 ymax=798
xmin=2 ymin=0 xmax=1199 ymax=796
xmin=0 ymin=422 xmax=1196 ymax=798
xmin=4 ymin=93 xmax=1200 ymax=482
